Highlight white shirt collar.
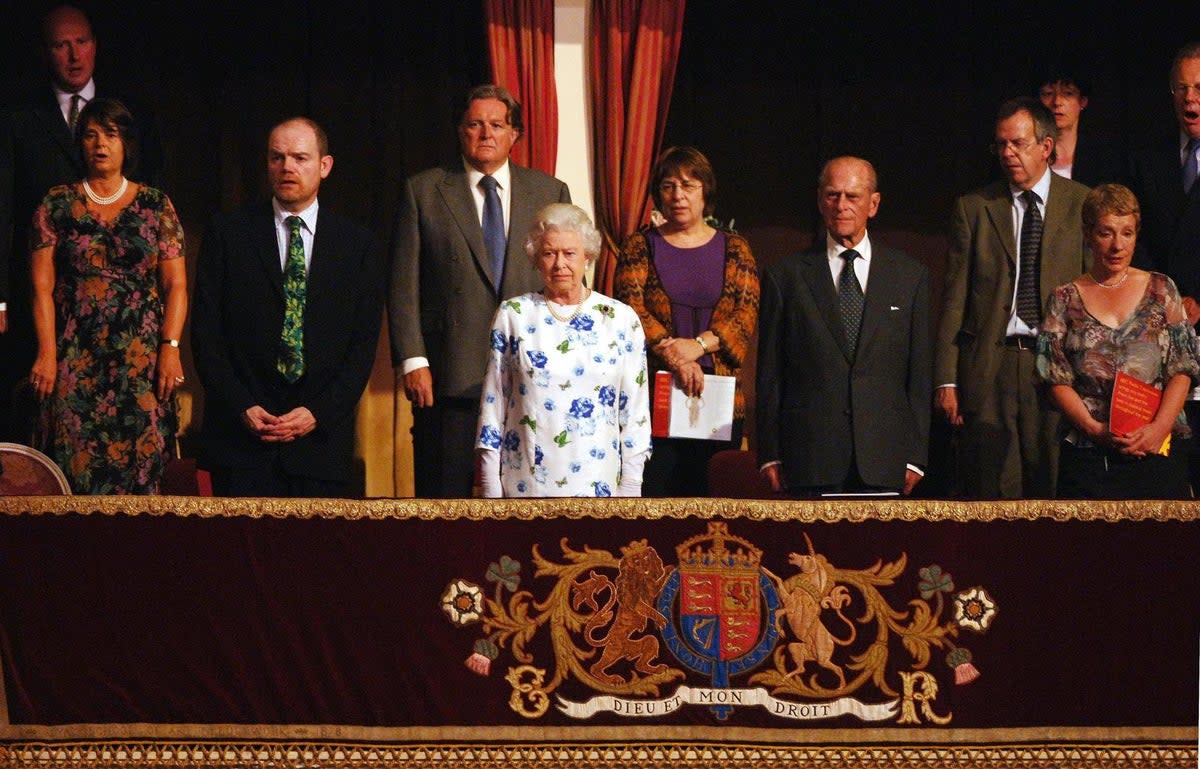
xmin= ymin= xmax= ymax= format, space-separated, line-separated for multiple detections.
xmin=1010 ymin=167 xmax=1052 ymax=204
xmin=54 ymin=79 xmax=95 ymax=117
xmin=272 ymin=196 xmax=320 ymax=232
xmin=464 ymin=158 xmax=511 ymax=191
xmin=825 ymin=231 xmax=872 ymax=262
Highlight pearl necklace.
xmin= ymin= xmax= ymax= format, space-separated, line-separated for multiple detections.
xmin=545 ymin=288 xmax=590 ymax=323
xmin=1087 ymin=269 xmax=1129 ymax=289
xmin=83 ymin=177 xmax=128 ymax=206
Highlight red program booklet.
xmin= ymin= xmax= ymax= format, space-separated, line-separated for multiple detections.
xmin=1108 ymin=371 xmax=1170 ymax=456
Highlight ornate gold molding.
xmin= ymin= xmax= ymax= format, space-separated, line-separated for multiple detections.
xmin=2 ymin=741 xmax=1195 ymax=768
xmin=1 ymin=496 xmax=1197 ymax=522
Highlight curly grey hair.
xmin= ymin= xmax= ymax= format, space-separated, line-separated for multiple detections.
xmin=524 ymin=203 xmax=602 ymax=267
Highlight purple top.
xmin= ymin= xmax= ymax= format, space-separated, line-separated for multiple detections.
xmin=648 ymin=229 xmax=726 ymax=370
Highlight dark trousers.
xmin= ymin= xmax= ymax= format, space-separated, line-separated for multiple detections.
xmin=1056 ymin=440 xmax=1191 ymax=499
xmin=787 ymin=453 xmax=900 ymax=499
xmin=642 ymin=420 xmax=743 ymax=497
xmin=411 ymin=396 xmax=478 ymax=498
xmin=209 ymin=464 xmax=350 ymax=498
xmin=1183 ymin=402 xmax=1200 ymax=496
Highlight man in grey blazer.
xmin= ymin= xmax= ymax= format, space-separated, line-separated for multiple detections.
xmin=757 ymin=156 xmax=931 ymax=496
xmin=935 ymin=98 xmax=1090 ymax=499
xmin=389 ymin=85 xmax=570 ymax=497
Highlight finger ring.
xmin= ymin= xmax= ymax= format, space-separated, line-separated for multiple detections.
xmin=174 ymin=376 xmax=185 ymax=383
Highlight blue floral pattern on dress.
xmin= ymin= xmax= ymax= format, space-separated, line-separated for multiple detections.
xmin=476 ymin=291 xmax=652 ymax=497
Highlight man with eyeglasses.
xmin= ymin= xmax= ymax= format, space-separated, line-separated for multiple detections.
xmin=1127 ymin=41 xmax=1200 ymax=493
xmin=935 ymin=97 xmax=1090 ymax=499
xmin=388 ymin=84 xmax=570 ymax=497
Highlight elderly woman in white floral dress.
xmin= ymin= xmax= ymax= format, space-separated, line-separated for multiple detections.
xmin=476 ymin=204 xmax=651 ymax=497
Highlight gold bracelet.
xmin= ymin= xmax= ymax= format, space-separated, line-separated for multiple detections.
xmin=694 ymin=335 xmax=709 ymax=352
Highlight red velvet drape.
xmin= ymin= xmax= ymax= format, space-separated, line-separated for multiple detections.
xmin=484 ymin=0 xmax=559 ymax=175
xmin=589 ymin=0 xmax=686 ymax=294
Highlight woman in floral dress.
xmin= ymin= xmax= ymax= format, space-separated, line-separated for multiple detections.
xmin=1036 ymin=184 xmax=1200 ymax=498
xmin=28 ymin=98 xmax=186 ymax=494
xmin=476 ymin=204 xmax=651 ymax=497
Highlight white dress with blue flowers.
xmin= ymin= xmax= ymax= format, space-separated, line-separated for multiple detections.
xmin=477 ymin=291 xmax=652 ymax=497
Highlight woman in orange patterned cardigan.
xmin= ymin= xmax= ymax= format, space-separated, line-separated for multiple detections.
xmin=615 ymin=146 xmax=759 ymax=496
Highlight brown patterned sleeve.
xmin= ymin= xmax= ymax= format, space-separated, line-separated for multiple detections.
xmin=709 ymin=232 xmax=760 ymax=370
xmin=614 ymin=231 xmax=673 ymax=347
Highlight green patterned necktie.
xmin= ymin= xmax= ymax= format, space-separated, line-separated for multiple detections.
xmin=277 ymin=215 xmax=306 ymax=383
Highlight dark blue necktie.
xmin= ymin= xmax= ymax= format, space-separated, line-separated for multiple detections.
xmin=480 ymin=175 xmax=505 ymax=292
xmin=1184 ymin=138 xmax=1199 ymax=194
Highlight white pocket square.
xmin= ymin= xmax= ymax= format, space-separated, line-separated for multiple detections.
xmin=889 ymin=305 xmax=900 ymax=311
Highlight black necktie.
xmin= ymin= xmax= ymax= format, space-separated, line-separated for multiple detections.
xmin=480 ymin=175 xmax=505 ymax=292
xmin=1016 ymin=190 xmax=1043 ymax=327
xmin=838 ymin=249 xmax=864 ymax=356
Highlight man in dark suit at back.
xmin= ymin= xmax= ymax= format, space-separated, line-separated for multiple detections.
xmin=756 ymin=156 xmax=931 ymax=496
xmin=0 ymin=3 xmax=162 ymax=441
xmin=1128 ymin=41 xmax=1200 ymax=491
xmin=388 ymin=85 xmax=570 ymax=497
xmin=192 ymin=117 xmax=381 ymax=497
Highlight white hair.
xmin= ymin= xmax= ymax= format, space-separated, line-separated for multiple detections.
xmin=524 ymin=203 xmax=602 ymax=266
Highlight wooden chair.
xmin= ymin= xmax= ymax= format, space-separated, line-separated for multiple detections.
xmin=0 ymin=442 xmax=71 ymax=495
xmin=706 ymin=448 xmax=781 ymax=499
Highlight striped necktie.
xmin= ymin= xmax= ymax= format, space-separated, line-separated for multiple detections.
xmin=1016 ymin=190 xmax=1043 ymax=326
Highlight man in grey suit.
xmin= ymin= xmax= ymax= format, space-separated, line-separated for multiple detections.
xmin=935 ymin=98 xmax=1090 ymax=498
xmin=389 ymin=85 xmax=570 ymax=497
xmin=757 ymin=156 xmax=931 ymax=496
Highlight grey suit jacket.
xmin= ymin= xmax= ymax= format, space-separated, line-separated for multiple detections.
xmin=935 ymin=173 xmax=1090 ymax=413
xmin=388 ymin=162 xmax=570 ymax=398
xmin=756 ymin=243 xmax=932 ymax=490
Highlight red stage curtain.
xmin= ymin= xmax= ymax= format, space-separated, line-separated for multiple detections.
xmin=589 ymin=0 xmax=686 ymax=294
xmin=484 ymin=0 xmax=559 ymax=175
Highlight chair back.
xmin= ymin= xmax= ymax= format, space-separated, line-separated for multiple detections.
xmin=0 ymin=442 xmax=71 ymax=495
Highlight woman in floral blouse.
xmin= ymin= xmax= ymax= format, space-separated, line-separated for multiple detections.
xmin=28 ymin=98 xmax=186 ymax=494
xmin=1036 ymin=184 xmax=1200 ymax=498
xmin=476 ymin=204 xmax=651 ymax=497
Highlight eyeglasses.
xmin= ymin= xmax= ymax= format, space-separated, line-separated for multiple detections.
xmin=990 ymin=138 xmax=1040 ymax=155
xmin=658 ymin=181 xmax=703 ymax=195
xmin=1170 ymin=83 xmax=1200 ymax=99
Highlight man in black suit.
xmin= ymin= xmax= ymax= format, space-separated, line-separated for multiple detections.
xmin=192 ymin=118 xmax=381 ymax=497
xmin=0 ymin=4 xmax=162 ymax=441
xmin=1128 ymin=41 xmax=1200 ymax=491
xmin=388 ymin=85 xmax=570 ymax=497
xmin=756 ymin=156 xmax=931 ymax=496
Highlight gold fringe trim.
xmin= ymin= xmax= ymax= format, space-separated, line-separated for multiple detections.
xmin=1 ymin=741 xmax=1195 ymax=768
xmin=1 ymin=496 xmax=1197 ymax=522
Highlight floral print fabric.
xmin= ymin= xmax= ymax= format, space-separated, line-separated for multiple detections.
xmin=30 ymin=183 xmax=184 ymax=493
xmin=1036 ymin=272 xmax=1200 ymax=445
xmin=477 ymin=291 xmax=652 ymax=497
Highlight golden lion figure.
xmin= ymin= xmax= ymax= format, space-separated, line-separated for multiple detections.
xmin=572 ymin=539 xmax=673 ymax=685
